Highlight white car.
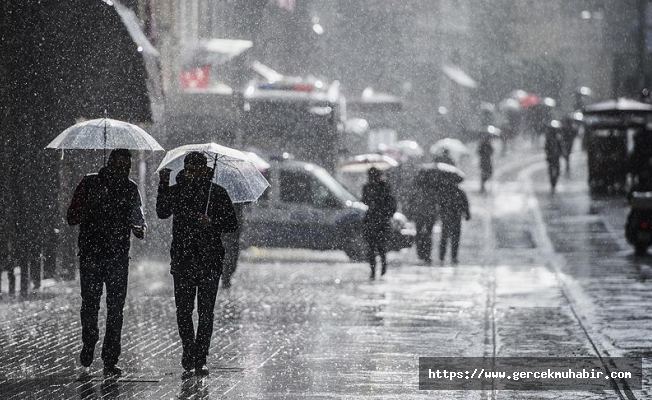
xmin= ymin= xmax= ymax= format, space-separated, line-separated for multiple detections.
xmin=241 ymin=159 xmax=415 ymax=261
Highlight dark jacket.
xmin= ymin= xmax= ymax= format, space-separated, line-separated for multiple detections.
xmin=437 ymin=184 xmax=471 ymax=221
xmin=405 ymin=174 xmax=438 ymax=222
xmin=545 ymin=131 xmax=563 ymax=163
xmin=67 ymin=167 xmax=145 ymax=260
xmin=156 ymin=168 xmax=238 ymax=275
xmin=361 ymin=181 xmax=397 ymax=229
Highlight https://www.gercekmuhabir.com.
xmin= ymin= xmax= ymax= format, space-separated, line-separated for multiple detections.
xmin=418 ymin=357 xmax=642 ymax=391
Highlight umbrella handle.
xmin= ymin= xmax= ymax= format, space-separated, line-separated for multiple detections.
xmin=205 ymin=154 xmax=219 ymax=215
xmin=103 ymin=110 xmax=108 ymax=166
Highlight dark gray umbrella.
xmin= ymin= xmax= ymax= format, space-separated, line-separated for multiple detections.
xmin=416 ymin=162 xmax=465 ymax=185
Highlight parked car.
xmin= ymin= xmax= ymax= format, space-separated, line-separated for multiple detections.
xmin=241 ymin=158 xmax=415 ymax=261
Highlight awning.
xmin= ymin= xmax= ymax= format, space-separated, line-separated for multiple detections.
xmin=442 ymin=65 xmax=477 ymax=89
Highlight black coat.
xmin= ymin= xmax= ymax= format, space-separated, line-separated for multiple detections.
xmin=437 ymin=184 xmax=470 ymax=221
xmin=361 ymin=181 xmax=397 ymax=230
xmin=156 ymin=169 xmax=238 ymax=276
xmin=67 ymin=167 xmax=145 ymax=260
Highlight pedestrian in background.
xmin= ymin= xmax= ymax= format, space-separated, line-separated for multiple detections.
xmin=67 ymin=149 xmax=146 ymax=377
xmin=545 ymin=122 xmax=563 ymax=195
xmin=478 ymin=134 xmax=494 ymax=193
xmin=0 ymin=240 xmax=16 ymax=296
xmin=405 ymin=169 xmax=439 ymax=264
xmin=361 ymin=167 xmax=397 ymax=279
xmin=437 ymin=183 xmax=471 ymax=264
xmin=560 ymin=117 xmax=577 ymax=175
xmin=221 ymin=203 xmax=244 ymax=289
xmin=156 ymin=152 xmax=238 ymax=378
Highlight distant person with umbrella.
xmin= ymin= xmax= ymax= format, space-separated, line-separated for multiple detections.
xmin=361 ymin=168 xmax=397 ymax=279
xmin=66 ymin=149 xmax=147 ymax=377
xmin=406 ymin=169 xmax=439 ymax=263
xmin=437 ymin=182 xmax=471 ymax=264
xmin=157 ymin=151 xmax=239 ymax=378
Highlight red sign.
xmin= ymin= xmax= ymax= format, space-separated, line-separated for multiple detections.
xmin=180 ymin=66 xmax=210 ymax=89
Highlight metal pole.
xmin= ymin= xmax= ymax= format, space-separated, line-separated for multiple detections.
xmin=640 ymin=0 xmax=648 ymax=90
xmin=103 ymin=110 xmax=108 ymax=166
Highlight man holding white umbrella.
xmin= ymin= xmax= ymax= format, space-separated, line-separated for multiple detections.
xmin=50 ymin=116 xmax=164 ymax=378
xmin=67 ymin=149 xmax=147 ymax=378
xmin=155 ymin=142 xmax=268 ymax=377
xmin=156 ymin=151 xmax=239 ymax=378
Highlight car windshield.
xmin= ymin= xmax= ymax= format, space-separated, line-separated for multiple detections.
xmin=312 ymin=166 xmax=358 ymax=203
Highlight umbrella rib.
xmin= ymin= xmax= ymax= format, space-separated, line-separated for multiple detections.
xmin=214 ymin=157 xmax=256 ymax=201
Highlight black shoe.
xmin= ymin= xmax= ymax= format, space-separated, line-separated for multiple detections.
xmin=381 ymin=267 xmax=387 ymax=276
xmin=195 ymin=365 xmax=209 ymax=376
xmin=103 ymin=365 xmax=123 ymax=378
xmin=80 ymin=345 xmax=94 ymax=367
xmin=182 ymin=369 xmax=195 ymax=380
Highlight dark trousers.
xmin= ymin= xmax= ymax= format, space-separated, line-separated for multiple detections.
xmin=79 ymin=256 xmax=129 ymax=367
xmin=439 ymin=216 xmax=462 ymax=262
xmin=548 ymin=159 xmax=560 ymax=189
xmin=173 ymin=270 xmax=220 ymax=369
xmin=365 ymin=225 xmax=388 ymax=272
xmin=415 ymin=218 xmax=436 ymax=261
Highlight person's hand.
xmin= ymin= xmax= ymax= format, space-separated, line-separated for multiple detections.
xmin=465 ymin=213 xmax=471 ymax=221
xmin=198 ymin=214 xmax=211 ymax=225
xmin=159 ymin=168 xmax=171 ymax=184
xmin=132 ymin=225 xmax=147 ymax=239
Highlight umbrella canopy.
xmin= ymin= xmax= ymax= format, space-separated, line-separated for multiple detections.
xmin=416 ymin=162 xmax=465 ymax=185
xmin=338 ymin=154 xmax=399 ymax=173
xmin=582 ymin=98 xmax=652 ymax=115
xmin=430 ymin=138 xmax=470 ymax=158
xmin=156 ymin=143 xmax=270 ymax=203
xmin=46 ymin=118 xmax=164 ymax=151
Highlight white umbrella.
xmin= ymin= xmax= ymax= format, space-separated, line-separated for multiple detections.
xmin=46 ymin=118 xmax=164 ymax=151
xmin=156 ymin=143 xmax=270 ymax=204
xmin=430 ymin=138 xmax=470 ymax=158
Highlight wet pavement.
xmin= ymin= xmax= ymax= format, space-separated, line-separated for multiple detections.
xmin=0 ymin=137 xmax=649 ymax=399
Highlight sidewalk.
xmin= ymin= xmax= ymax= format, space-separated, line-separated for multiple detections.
xmin=0 ymin=135 xmax=621 ymax=399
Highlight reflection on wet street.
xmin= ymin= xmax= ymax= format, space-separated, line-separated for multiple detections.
xmin=0 ymin=148 xmax=649 ymax=398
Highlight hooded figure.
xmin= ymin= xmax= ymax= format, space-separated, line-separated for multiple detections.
xmin=156 ymin=151 xmax=238 ymax=378
xmin=67 ymin=148 xmax=146 ymax=377
xmin=361 ymin=167 xmax=397 ymax=279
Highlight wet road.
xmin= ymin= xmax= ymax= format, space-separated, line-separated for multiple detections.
xmin=0 ymin=138 xmax=649 ymax=399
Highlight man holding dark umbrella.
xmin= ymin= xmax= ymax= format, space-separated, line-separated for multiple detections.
xmin=156 ymin=151 xmax=238 ymax=378
xmin=437 ymin=183 xmax=471 ymax=264
xmin=67 ymin=149 xmax=146 ymax=377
